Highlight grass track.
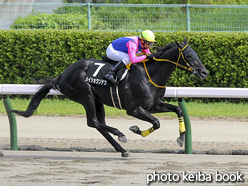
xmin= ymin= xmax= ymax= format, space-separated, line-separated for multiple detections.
xmin=0 ymin=98 xmax=247 ymax=121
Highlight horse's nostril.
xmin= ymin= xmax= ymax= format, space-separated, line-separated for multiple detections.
xmin=202 ymin=71 xmax=208 ymax=76
xmin=201 ymin=71 xmax=208 ymax=78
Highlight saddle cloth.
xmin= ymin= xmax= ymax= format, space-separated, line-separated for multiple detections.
xmin=85 ymin=59 xmax=128 ymax=87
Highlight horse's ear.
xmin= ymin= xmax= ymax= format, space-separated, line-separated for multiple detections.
xmin=175 ymin=40 xmax=183 ymax=49
xmin=175 ymin=40 xmax=180 ymax=47
xmin=184 ymin=38 xmax=188 ymax=44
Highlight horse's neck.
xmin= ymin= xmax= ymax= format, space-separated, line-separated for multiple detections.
xmin=147 ymin=47 xmax=179 ymax=87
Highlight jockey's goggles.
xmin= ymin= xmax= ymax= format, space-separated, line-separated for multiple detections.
xmin=145 ymin=40 xmax=154 ymax=47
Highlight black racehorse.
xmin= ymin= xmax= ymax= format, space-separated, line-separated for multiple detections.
xmin=12 ymin=39 xmax=208 ymax=157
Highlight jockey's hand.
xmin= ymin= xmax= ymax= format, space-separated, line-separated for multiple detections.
xmin=146 ymin=54 xmax=154 ymax=60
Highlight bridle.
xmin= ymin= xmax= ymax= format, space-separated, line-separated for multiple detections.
xmin=142 ymin=44 xmax=194 ymax=88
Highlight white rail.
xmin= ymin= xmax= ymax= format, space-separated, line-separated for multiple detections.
xmin=0 ymin=84 xmax=248 ymax=98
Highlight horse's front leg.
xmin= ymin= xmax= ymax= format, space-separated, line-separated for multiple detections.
xmin=148 ymin=101 xmax=186 ymax=147
xmin=127 ymin=106 xmax=160 ymax=137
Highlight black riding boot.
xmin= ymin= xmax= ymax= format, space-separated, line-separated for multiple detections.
xmin=105 ymin=60 xmax=125 ymax=85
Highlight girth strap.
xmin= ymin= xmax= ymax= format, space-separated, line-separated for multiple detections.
xmin=110 ymin=86 xmax=122 ymax=110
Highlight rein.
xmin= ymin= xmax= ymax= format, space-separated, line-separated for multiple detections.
xmin=143 ymin=44 xmax=193 ymax=88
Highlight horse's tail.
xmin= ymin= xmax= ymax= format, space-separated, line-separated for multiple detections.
xmin=12 ymin=76 xmax=61 ymax=117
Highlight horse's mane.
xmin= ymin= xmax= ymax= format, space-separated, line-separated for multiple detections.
xmin=154 ymin=43 xmax=177 ymax=58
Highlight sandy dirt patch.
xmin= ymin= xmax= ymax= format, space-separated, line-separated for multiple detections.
xmin=0 ymin=116 xmax=248 ymax=185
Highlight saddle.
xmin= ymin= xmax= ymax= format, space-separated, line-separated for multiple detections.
xmin=102 ymin=56 xmax=116 ymax=63
xmin=85 ymin=57 xmax=128 ymax=87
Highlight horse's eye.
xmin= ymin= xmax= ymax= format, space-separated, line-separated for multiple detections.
xmin=185 ymin=53 xmax=192 ymax=59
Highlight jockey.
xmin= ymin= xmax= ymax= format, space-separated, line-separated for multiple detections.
xmin=104 ymin=30 xmax=155 ymax=85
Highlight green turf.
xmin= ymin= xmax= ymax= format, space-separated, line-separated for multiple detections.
xmin=1 ymin=98 xmax=247 ymax=120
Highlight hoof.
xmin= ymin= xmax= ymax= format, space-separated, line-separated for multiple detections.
xmin=118 ymin=135 xmax=127 ymax=143
xmin=177 ymin=137 xmax=184 ymax=147
xmin=121 ymin=151 xmax=130 ymax=157
xmin=129 ymin=125 xmax=139 ymax=133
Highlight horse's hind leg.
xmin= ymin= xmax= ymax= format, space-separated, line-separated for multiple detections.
xmin=85 ymin=100 xmax=128 ymax=157
xmin=97 ymin=129 xmax=129 ymax=157
xmin=74 ymin=92 xmax=128 ymax=157
xmin=95 ymin=100 xmax=127 ymax=143
xmin=60 ymin=75 xmax=128 ymax=156
xmin=62 ymin=85 xmax=126 ymax=140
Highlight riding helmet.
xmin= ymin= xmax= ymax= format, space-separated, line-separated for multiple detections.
xmin=139 ymin=30 xmax=156 ymax=42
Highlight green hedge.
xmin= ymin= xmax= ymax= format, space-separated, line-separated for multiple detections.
xmin=0 ymin=30 xmax=247 ymax=88
xmin=11 ymin=13 xmax=107 ymax=30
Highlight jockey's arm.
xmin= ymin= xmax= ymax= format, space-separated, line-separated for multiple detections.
xmin=127 ymin=41 xmax=146 ymax=64
xmin=142 ymin=48 xmax=151 ymax=55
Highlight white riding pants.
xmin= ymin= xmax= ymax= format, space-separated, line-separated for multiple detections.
xmin=106 ymin=44 xmax=131 ymax=65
